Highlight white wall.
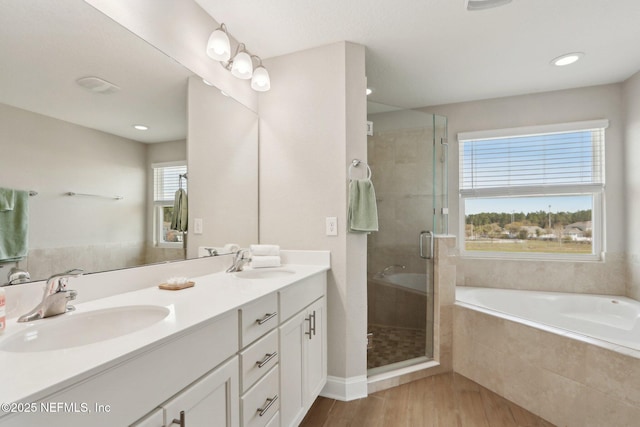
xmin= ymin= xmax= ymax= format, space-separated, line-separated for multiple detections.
xmin=624 ymin=71 xmax=640 ymax=300
xmin=186 ymin=77 xmax=259 ymax=257
xmin=259 ymin=41 xmax=368 ymax=398
xmin=0 ymin=103 xmax=147 ymax=280
xmin=422 ymin=84 xmax=627 ymax=295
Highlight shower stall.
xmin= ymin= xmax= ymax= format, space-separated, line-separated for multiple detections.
xmin=365 ymin=104 xmax=448 ymax=375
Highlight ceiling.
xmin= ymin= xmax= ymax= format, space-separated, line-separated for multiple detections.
xmin=194 ymin=0 xmax=640 ymax=109
xmin=0 ymin=0 xmax=192 ymax=143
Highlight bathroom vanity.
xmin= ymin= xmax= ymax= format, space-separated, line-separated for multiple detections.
xmin=0 ymin=262 xmax=328 ymax=427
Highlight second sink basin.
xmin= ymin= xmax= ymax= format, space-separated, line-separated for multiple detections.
xmin=0 ymin=305 xmax=171 ymax=353
xmin=234 ymin=268 xmax=296 ymax=280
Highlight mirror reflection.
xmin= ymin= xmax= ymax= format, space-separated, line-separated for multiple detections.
xmin=0 ymin=0 xmax=258 ymax=283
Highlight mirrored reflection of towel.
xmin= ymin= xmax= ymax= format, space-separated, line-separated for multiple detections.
xmin=348 ymin=179 xmax=379 ymax=234
xmin=0 ymin=188 xmax=15 ymax=212
xmin=0 ymin=189 xmax=28 ymax=261
xmin=170 ymin=188 xmax=188 ymax=232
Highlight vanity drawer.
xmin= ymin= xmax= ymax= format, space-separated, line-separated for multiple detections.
xmin=240 ymin=329 xmax=279 ymax=392
xmin=241 ymin=366 xmax=280 ymax=427
xmin=240 ymin=293 xmax=279 ymax=347
xmin=279 ymin=272 xmax=326 ymax=321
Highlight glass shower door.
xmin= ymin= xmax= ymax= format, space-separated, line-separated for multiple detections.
xmin=366 ymin=105 xmax=447 ymax=374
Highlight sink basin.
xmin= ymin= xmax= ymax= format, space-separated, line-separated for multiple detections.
xmin=0 ymin=305 xmax=170 ymax=352
xmin=234 ymin=269 xmax=296 ymax=280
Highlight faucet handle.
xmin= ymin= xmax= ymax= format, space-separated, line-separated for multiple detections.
xmin=46 ymin=269 xmax=83 ymax=293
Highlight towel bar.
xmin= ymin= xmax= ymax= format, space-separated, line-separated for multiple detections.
xmin=349 ymin=159 xmax=372 ymax=180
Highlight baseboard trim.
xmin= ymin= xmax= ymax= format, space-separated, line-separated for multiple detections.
xmin=320 ymin=375 xmax=368 ymax=401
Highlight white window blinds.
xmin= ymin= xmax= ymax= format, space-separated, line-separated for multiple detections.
xmin=459 ymin=120 xmax=607 ymax=197
xmin=153 ymin=163 xmax=187 ymax=202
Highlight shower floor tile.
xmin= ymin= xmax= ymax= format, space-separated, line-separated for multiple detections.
xmin=367 ymin=324 xmax=426 ymax=369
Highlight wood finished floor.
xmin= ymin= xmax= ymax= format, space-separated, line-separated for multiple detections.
xmin=300 ymin=373 xmax=556 ymax=427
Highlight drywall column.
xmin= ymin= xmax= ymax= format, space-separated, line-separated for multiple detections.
xmin=258 ymin=41 xmax=368 ymax=400
xmin=624 ymin=71 xmax=640 ymax=300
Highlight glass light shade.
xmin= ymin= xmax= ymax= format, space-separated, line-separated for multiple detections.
xmin=206 ymin=29 xmax=231 ymax=61
xmin=231 ymin=51 xmax=253 ymax=79
xmin=251 ymin=66 xmax=271 ymax=92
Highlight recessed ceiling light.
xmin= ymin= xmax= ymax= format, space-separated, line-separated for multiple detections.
xmin=465 ymin=0 xmax=512 ymax=11
xmin=551 ymin=52 xmax=585 ymax=66
xmin=133 ymin=124 xmax=149 ymax=131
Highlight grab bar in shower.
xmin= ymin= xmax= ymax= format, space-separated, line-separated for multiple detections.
xmin=419 ymin=230 xmax=434 ymax=259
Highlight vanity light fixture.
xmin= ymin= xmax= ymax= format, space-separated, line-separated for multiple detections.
xmin=206 ymin=23 xmax=271 ymax=92
xmin=366 ymin=87 xmax=374 ymax=96
xmin=251 ymin=57 xmax=271 ymax=92
xmin=133 ymin=124 xmax=149 ymax=131
xmin=206 ymin=24 xmax=231 ymax=61
xmin=230 ymin=44 xmax=253 ymax=79
xmin=551 ymin=52 xmax=585 ymax=66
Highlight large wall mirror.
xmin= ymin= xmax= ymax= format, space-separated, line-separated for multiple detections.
xmin=0 ymin=0 xmax=258 ymax=283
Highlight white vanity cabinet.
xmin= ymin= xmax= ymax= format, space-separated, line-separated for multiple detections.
xmin=0 ymin=267 xmax=328 ymax=427
xmin=131 ymin=357 xmax=239 ymax=427
xmin=238 ymin=294 xmax=281 ymax=427
xmin=278 ymin=273 xmax=327 ymax=427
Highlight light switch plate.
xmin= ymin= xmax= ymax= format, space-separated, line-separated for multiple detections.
xmin=326 ymin=217 xmax=338 ymax=236
xmin=194 ymin=218 xmax=203 ymax=235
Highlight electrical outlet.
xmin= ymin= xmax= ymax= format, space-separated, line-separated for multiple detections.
xmin=326 ymin=217 xmax=338 ymax=236
xmin=194 ymin=218 xmax=203 ymax=235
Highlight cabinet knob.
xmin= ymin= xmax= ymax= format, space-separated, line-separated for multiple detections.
xmin=256 ymin=395 xmax=278 ymax=417
xmin=256 ymin=351 xmax=278 ymax=368
xmin=171 ymin=410 xmax=185 ymax=426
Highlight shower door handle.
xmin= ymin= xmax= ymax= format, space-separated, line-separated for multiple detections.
xmin=419 ymin=231 xmax=434 ymax=259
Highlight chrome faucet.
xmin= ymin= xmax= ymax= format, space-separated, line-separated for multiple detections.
xmin=226 ymin=249 xmax=251 ymax=273
xmin=375 ymin=264 xmax=406 ymax=278
xmin=17 ymin=269 xmax=83 ymax=322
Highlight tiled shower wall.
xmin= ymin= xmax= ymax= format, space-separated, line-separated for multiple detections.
xmin=367 ymin=126 xmax=434 ymax=276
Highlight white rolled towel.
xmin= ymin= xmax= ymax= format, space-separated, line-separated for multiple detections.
xmin=250 ymin=244 xmax=280 ymax=256
xmin=251 ymin=256 xmax=281 ymax=269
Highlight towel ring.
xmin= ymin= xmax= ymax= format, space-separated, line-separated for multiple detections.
xmin=349 ymin=159 xmax=372 ymax=180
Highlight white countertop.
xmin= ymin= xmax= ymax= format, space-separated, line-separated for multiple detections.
xmin=0 ymin=263 xmax=328 ymax=406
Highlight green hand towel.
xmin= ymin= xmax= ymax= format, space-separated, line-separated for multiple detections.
xmin=170 ymin=188 xmax=188 ymax=232
xmin=348 ymin=179 xmax=379 ymax=233
xmin=0 ymin=187 xmax=15 ymax=212
xmin=0 ymin=190 xmax=28 ymax=261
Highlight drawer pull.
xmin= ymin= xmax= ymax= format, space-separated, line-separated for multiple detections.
xmin=257 ymin=395 xmax=278 ymax=417
xmin=256 ymin=312 xmax=277 ymax=325
xmin=171 ymin=410 xmax=185 ymax=426
xmin=256 ymin=351 xmax=278 ymax=368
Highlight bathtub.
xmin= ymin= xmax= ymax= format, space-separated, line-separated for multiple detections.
xmin=370 ymin=272 xmax=427 ymax=294
xmin=454 ymin=286 xmax=640 ymax=427
xmin=456 ymin=286 xmax=640 ymax=351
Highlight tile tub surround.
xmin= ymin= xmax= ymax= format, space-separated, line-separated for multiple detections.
xmin=367 ymin=276 xmax=426 ymax=330
xmin=456 ymin=252 xmax=627 ymax=295
xmin=454 ymin=303 xmax=640 ymax=427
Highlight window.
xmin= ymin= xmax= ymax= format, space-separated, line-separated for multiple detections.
xmin=152 ymin=161 xmax=187 ymax=247
xmin=458 ymin=120 xmax=607 ymax=260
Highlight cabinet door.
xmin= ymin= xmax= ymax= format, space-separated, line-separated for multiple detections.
xmin=279 ymin=310 xmax=307 ymax=427
xmin=130 ymin=408 xmax=163 ymax=427
xmin=304 ymin=297 xmax=327 ymax=404
xmin=163 ymin=357 xmax=239 ymax=427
